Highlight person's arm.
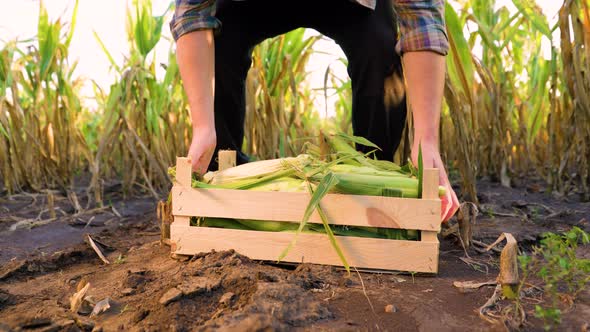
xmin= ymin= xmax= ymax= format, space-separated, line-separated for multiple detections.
xmin=393 ymin=0 xmax=460 ymax=221
xmin=177 ymin=31 xmax=216 ymax=175
xmin=170 ymin=0 xmax=221 ymax=174
xmin=404 ymin=53 xmax=459 ymax=222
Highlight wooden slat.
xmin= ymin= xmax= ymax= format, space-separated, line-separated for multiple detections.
xmin=173 ymin=215 xmax=190 ymax=226
xmin=218 ymin=150 xmax=236 ymax=171
xmin=421 ymin=231 xmax=439 ymax=242
xmin=170 ymin=225 xmax=439 ymax=273
xmin=420 ymin=168 xmax=440 ymax=258
xmin=172 ymin=186 xmax=441 ymax=231
xmin=175 ymin=157 xmax=192 ymax=187
xmin=422 ymin=168 xmax=440 ymax=200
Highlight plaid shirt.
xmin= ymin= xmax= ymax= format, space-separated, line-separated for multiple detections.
xmin=169 ymin=0 xmax=448 ymax=56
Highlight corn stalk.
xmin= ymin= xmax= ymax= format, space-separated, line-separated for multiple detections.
xmin=89 ymin=0 xmax=189 ymax=202
xmin=245 ymin=29 xmax=319 ymax=159
xmin=0 ymin=0 xmax=91 ymax=194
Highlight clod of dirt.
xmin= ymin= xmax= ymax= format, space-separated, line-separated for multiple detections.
xmin=140 ymin=250 xmax=332 ymax=331
xmin=385 ymin=304 xmax=397 ymax=313
xmin=18 ymin=316 xmax=52 ymax=329
xmin=201 ymin=313 xmax=280 ymax=332
xmin=34 ymin=323 xmax=73 ymax=332
xmin=54 ymin=319 xmax=76 ymax=330
xmin=290 ymin=263 xmax=334 ymax=290
xmin=0 ymin=289 xmax=14 ymax=310
xmin=256 ymin=271 xmax=279 ymax=282
xmin=178 ymin=276 xmax=221 ymax=296
xmin=170 ymin=253 xmax=190 ymax=262
xmin=204 ymin=282 xmax=331 ymax=329
xmin=131 ymin=309 xmax=150 ymax=324
xmin=121 ymin=269 xmax=153 ymax=290
xmin=159 ymin=288 xmax=183 ymax=305
xmin=29 ymin=325 xmax=56 ymax=332
xmin=74 ymin=316 xmax=95 ymax=331
xmin=0 ymin=247 xmax=94 ymax=281
xmin=78 ymin=299 xmax=94 ymax=316
xmin=338 ymin=276 xmax=355 ymax=288
xmin=0 ymin=260 xmax=26 ymax=281
xmin=511 ymin=200 xmax=529 ymax=208
xmin=219 ymin=292 xmax=235 ymax=306
xmin=121 ymin=288 xmax=135 ymax=296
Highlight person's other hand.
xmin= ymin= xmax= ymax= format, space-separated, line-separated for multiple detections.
xmin=187 ymin=127 xmax=216 ymax=176
xmin=411 ymin=142 xmax=460 ymax=222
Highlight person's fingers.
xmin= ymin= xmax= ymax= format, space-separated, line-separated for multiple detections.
xmin=196 ymin=151 xmax=209 ymax=175
xmin=442 ymin=189 xmax=452 ymax=221
xmin=197 ymin=149 xmax=213 ymax=175
xmin=437 ymin=168 xmax=451 ymax=221
xmin=443 ymin=190 xmax=460 ymax=221
xmin=189 ymin=150 xmax=201 ymax=173
xmin=194 ymin=145 xmax=215 ymax=176
xmin=188 ymin=144 xmax=204 ymax=174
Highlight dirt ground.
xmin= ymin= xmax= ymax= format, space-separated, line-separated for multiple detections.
xmin=1 ymin=178 xmax=589 ymax=332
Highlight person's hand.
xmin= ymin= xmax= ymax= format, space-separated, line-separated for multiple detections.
xmin=411 ymin=142 xmax=460 ymax=222
xmin=187 ymin=126 xmax=216 ymax=176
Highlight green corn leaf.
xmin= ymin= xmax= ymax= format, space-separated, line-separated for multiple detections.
xmin=278 ymin=172 xmax=339 ymax=263
xmin=472 ymin=0 xmax=494 ymax=29
xmin=499 ymin=17 xmax=526 ymax=50
xmin=445 ymin=2 xmax=475 ymax=106
xmin=93 ymin=31 xmax=121 ymax=73
xmin=0 ymin=123 xmax=8 ymax=138
xmin=527 ymin=49 xmax=553 ymax=143
xmin=465 ymin=13 xmax=498 ymax=52
xmin=418 ymin=143 xmax=424 ymax=198
xmin=316 ymin=201 xmax=350 ymax=274
xmin=512 ymin=0 xmax=552 ymax=38
xmin=64 ymin=0 xmax=79 ymax=49
xmin=336 ymin=132 xmax=381 ymax=150
xmin=38 ymin=1 xmax=60 ymax=81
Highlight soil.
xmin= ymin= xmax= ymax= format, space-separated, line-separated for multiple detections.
xmin=0 ymin=178 xmax=589 ymax=332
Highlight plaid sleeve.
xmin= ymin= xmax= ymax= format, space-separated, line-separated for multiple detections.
xmin=169 ymin=0 xmax=221 ymax=41
xmin=393 ymin=0 xmax=449 ymax=56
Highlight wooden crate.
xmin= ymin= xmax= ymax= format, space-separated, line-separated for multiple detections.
xmin=170 ymin=152 xmax=441 ymax=273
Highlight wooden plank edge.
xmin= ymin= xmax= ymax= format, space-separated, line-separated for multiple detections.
xmin=218 ymin=150 xmax=236 ymax=170
xmin=171 ymin=186 xmax=441 ymax=231
xmin=170 ymin=225 xmax=439 ymax=273
xmin=175 ymin=157 xmax=192 ymax=188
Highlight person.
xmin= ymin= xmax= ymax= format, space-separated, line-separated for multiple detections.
xmin=169 ymin=0 xmax=460 ymax=222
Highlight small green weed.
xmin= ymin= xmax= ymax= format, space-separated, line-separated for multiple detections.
xmin=518 ymin=227 xmax=590 ymax=330
xmin=114 ymin=254 xmax=126 ymax=264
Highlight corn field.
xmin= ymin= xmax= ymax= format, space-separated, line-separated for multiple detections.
xmin=0 ymin=0 xmax=589 ymax=206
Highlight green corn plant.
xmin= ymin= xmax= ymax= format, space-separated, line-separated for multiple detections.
xmin=244 ymin=29 xmax=320 ymax=160
xmin=438 ymin=0 xmax=562 ymax=202
xmin=0 ymin=0 xmax=91 ymax=194
xmin=89 ymin=0 xmax=189 ymax=202
xmin=442 ymin=2 xmax=479 ymax=202
xmin=552 ymin=0 xmax=590 ymax=199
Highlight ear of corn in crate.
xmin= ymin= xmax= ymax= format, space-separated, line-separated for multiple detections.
xmin=168 ymin=132 xmax=445 ymax=272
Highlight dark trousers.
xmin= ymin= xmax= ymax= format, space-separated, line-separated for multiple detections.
xmin=210 ymin=0 xmax=406 ymax=170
